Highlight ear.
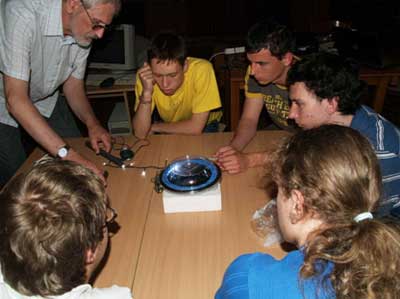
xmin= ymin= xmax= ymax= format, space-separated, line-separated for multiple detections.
xmin=281 ymin=52 xmax=294 ymax=67
xmin=64 ymin=0 xmax=81 ymax=14
xmin=289 ymin=189 xmax=306 ymax=224
xmin=85 ymin=247 xmax=97 ymax=265
xmin=183 ymin=59 xmax=189 ymax=72
xmin=325 ymin=96 xmax=339 ymax=114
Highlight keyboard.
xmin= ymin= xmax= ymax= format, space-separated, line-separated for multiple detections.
xmin=114 ymin=74 xmax=137 ymax=86
xmin=85 ymin=72 xmax=136 ymax=87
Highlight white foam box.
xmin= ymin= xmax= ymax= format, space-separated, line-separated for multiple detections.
xmin=162 ymin=183 xmax=221 ymax=213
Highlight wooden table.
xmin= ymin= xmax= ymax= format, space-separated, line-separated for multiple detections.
xmin=86 ymin=85 xmax=135 ymax=133
xmin=226 ymin=66 xmax=400 ymax=131
xmin=20 ymin=131 xmax=289 ymax=299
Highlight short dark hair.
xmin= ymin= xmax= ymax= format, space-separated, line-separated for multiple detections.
xmin=147 ymin=31 xmax=187 ymax=66
xmin=0 ymin=158 xmax=108 ymax=296
xmin=246 ymin=19 xmax=295 ymax=59
xmin=286 ymin=52 xmax=366 ymax=115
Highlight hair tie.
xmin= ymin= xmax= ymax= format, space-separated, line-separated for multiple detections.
xmin=353 ymin=212 xmax=373 ymax=223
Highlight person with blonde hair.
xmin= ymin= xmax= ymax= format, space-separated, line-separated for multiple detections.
xmin=0 ymin=158 xmax=132 ymax=299
xmin=216 ymin=125 xmax=400 ymax=299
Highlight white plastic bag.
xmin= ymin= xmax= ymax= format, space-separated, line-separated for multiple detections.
xmin=250 ymin=199 xmax=283 ymax=247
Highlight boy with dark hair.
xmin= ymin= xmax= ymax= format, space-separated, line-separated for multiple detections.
xmin=216 ymin=52 xmax=400 ymax=216
xmin=286 ymin=52 xmax=400 ymax=215
xmin=216 ymin=19 xmax=297 ymax=167
xmin=0 ymin=158 xmax=132 ymax=299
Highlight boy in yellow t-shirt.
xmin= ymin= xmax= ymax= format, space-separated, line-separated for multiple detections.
xmin=132 ymin=32 xmax=222 ymax=138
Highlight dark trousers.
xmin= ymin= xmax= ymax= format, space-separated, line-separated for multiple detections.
xmin=203 ymin=120 xmax=220 ymax=133
xmin=0 ymin=96 xmax=82 ymax=187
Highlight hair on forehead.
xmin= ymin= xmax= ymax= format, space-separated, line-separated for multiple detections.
xmin=147 ymin=31 xmax=187 ymax=66
xmin=246 ymin=18 xmax=295 ymax=59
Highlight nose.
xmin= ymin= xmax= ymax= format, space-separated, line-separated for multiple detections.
xmin=250 ymin=63 xmax=258 ymax=76
xmin=95 ymin=28 xmax=105 ymax=39
xmin=288 ymin=104 xmax=297 ymax=119
xmin=161 ymin=76 xmax=169 ymax=89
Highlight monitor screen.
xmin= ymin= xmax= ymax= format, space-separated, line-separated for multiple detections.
xmin=88 ymin=24 xmax=135 ymax=70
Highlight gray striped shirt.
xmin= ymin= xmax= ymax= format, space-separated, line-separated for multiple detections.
xmin=0 ymin=0 xmax=90 ymax=127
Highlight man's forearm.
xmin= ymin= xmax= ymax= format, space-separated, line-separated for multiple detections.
xmin=151 ymin=111 xmax=209 ymax=135
xmin=151 ymin=119 xmax=204 ymax=135
xmin=132 ymin=92 xmax=153 ymax=138
xmin=5 ymin=76 xmax=105 ymax=180
xmin=62 ymin=77 xmax=101 ymax=129
xmin=4 ymin=76 xmax=68 ymax=156
xmin=230 ymin=119 xmax=258 ymax=151
xmin=7 ymin=94 xmax=68 ymax=156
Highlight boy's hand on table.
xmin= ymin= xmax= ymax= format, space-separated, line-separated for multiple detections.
xmin=215 ymin=146 xmax=250 ymax=174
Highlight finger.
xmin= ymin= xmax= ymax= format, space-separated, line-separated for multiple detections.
xmin=223 ymin=160 xmax=239 ymax=169
xmin=90 ymin=138 xmax=100 ymax=154
xmin=215 ymin=160 xmax=224 ymax=169
xmin=216 ymin=146 xmax=232 ymax=155
xmin=227 ymin=168 xmax=240 ymax=175
xmin=219 ymin=150 xmax=236 ymax=159
xmin=217 ymin=155 xmax=236 ymax=164
xmin=101 ymin=133 xmax=112 ymax=152
xmin=223 ymin=161 xmax=240 ymax=173
xmin=138 ymin=68 xmax=152 ymax=79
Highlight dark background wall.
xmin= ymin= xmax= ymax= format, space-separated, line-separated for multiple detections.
xmin=89 ymin=0 xmax=400 ymax=132
xmin=115 ymin=0 xmax=399 ymax=36
xmin=114 ymin=0 xmax=400 ymax=59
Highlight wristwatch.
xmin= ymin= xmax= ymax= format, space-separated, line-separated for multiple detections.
xmin=57 ymin=144 xmax=71 ymax=159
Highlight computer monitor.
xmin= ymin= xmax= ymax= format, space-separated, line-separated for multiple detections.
xmin=88 ymin=24 xmax=136 ymax=70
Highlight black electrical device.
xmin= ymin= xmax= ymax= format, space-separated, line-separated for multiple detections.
xmin=120 ymin=147 xmax=134 ymax=161
xmin=85 ymin=141 xmax=125 ymax=167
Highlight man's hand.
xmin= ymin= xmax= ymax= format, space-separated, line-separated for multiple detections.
xmin=61 ymin=75 xmax=111 ymax=153
xmin=215 ymin=146 xmax=250 ymax=174
xmin=87 ymin=123 xmax=112 ymax=154
xmin=138 ymin=62 xmax=155 ymax=95
xmin=215 ymin=146 xmax=270 ymax=174
xmin=66 ymin=148 xmax=107 ymax=185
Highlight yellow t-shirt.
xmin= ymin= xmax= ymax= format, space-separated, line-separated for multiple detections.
xmin=135 ymin=57 xmax=222 ymax=124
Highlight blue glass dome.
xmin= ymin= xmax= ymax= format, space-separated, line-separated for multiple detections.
xmin=160 ymin=156 xmax=221 ymax=192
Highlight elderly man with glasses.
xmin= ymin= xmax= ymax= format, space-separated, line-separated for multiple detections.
xmin=0 ymin=0 xmax=121 ymax=187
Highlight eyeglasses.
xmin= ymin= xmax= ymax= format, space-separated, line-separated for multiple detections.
xmin=103 ymin=206 xmax=118 ymax=229
xmin=80 ymin=0 xmax=108 ymax=31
